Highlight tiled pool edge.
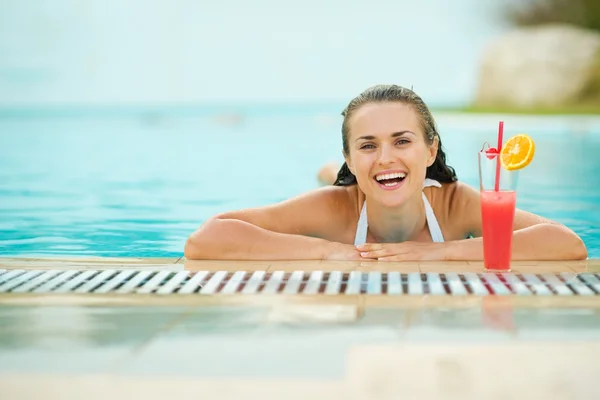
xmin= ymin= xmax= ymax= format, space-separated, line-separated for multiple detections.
xmin=0 ymin=256 xmax=598 ymax=273
xmin=1 ymin=257 xmax=599 ymax=308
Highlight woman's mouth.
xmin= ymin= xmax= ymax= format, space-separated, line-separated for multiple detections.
xmin=374 ymin=172 xmax=406 ymax=190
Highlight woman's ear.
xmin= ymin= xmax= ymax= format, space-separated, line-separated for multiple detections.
xmin=427 ymin=136 xmax=439 ymax=167
xmin=343 ymin=151 xmax=355 ymax=175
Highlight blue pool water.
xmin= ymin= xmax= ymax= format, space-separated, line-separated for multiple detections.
xmin=1 ymin=107 xmax=599 ymax=258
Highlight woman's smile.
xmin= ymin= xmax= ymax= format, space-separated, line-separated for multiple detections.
xmin=373 ymin=169 xmax=407 ymax=190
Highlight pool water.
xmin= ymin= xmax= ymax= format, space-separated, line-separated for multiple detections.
xmin=1 ymin=108 xmax=599 ymax=258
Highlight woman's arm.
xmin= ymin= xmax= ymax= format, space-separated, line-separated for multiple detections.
xmin=449 ymin=182 xmax=588 ymax=261
xmin=184 ymin=218 xmax=355 ymax=260
xmin=184 ymin=186 xmax=361 ymax=261
xmin=445 ymin=224 xmax=587 ymax=260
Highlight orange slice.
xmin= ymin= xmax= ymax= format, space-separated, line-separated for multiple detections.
xmin=500 ymin=134 xmax=535 ymax=171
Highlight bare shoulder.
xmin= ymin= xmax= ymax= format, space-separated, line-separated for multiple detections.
xmin=215 ymin=185 xmax=360 ymax=242
xmin=425 ymin=180 xmax=479 ymax=240
xmin=425 ymin=180 xmax=477 ymax=212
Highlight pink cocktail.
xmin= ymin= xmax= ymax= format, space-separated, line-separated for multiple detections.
xmin=478 ymin=148 xmax=519 ymax=271
xmin=480 ymin=190 xmax=516 ymax=270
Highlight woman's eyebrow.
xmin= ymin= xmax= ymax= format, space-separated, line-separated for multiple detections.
xmin=355 ymin=131 xmax=415 ymax=142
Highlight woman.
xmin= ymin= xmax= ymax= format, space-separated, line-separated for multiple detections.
xmin=185 ymin=85 xmax=587 ymax=261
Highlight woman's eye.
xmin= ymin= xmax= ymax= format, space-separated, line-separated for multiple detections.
xmin=360 ymin=144 xmax=375 ymax=149
xmin=396 ymin=139 xmax=410 ymax=145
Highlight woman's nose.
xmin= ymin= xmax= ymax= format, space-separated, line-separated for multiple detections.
xmin=377 ymin=144 xmax=395 ymax=165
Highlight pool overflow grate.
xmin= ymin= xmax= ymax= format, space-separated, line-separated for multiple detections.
xmin=0 ymin=270 xmax=599 ymax=296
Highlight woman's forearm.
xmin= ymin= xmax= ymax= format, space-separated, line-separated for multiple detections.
xmin=184 ymin=218 xmax=345 ymax=260
xmin=447 ymin=223 xmax=588 ymax=261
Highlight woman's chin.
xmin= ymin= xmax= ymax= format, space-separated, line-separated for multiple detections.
xmin=375 ymin=194 xmax=409 ymax=209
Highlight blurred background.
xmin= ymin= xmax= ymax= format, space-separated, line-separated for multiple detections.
xmin=1 ymin=0 xmax=598 ymax=111
xmin=0 ymin=0 xmax=504 ymax=108
xmin=1 ymin=0 xmax=599 ymax=258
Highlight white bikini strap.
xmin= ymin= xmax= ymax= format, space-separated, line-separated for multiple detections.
xmin=354 ymin=202 xmax=368 ymax=246
xmin=423 ymin=178 xmax=442 ymax=189
xmin=421 ymin=192 xmax=445 ymax=242
xmin=422 ymin=178 xmax=444 ymax=242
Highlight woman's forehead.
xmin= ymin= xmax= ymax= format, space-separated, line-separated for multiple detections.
xmin=349 ymin=103 xmax=421 ymax=137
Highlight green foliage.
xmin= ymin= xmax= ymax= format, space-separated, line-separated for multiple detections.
xmin=504 ymin=0 xmax=600 ymax=32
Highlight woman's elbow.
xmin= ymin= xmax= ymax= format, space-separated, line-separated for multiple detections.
xmin=559 ymin=225 xmax=588 ymax=260
xmin=184 ymin=231 xmax=208 ymax=260
xmin=183 ymin=218 xmax=221 ymax=260
xmin=184 ymin=234 xmax=201 ymax=260
xmin=571 ymin=236 xmax=588 ymax=260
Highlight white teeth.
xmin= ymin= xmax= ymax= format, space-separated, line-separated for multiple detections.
xmin=375 ymin=172 xmax=406 ymax=182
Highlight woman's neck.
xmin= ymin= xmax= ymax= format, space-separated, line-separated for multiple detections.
xmin=365 ymin=193 xmax=427 ymax=243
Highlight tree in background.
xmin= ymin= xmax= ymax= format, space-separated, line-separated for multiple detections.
xmin=504 ymin=0 xmax=600 ymax=32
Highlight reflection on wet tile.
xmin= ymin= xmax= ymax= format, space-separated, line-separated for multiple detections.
xmin=108 ymin=302 xmax=391 ymax=378
xmin=359 ymin=308 xmax=412 ymax=334
xmin=116 ymin=310 xmax=400 ymax=379
xmin=480 ymin=297 xmax=517 ymax=332
xmin=105 ymin=301 xmax=595 ymax=378
xmin=400 ymin=302 xmax=600 ymax=342
xmin=3 ymin=306 xmax=197 ymax=348
xmin=402 ymin=306 xmax=516 ymax=340
xmin=267 ymin=304 xmax=360 ymax=324
xmin=168 ymin=305 xmax=272 ymax=333
xmin=0 ymin=306 xmax=191 ymax=374
xmin=0 ymin=346 xmax=131 ymax=376
xmin=2 ymin=299 xmax=600 ymax=382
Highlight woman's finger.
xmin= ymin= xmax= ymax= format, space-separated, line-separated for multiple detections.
xmin=359 ymin=248 xmax=393 ymax=258
xmin=359 ymin=251 xmax=382 ymax=259
xmin=356 ymin=243 xmax=382 ymax=252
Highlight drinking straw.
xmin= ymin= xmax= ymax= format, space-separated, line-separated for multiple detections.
xmin=494 ymin=121 xmax=504 ymax=191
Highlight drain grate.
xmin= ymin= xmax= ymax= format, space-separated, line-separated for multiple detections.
xmin=0 ymin=270 xmax=599 ymax=296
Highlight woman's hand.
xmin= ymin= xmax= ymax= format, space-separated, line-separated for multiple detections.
xmin=356 ymin=242 xmax=448 ymax=261
xmin=324 ymin=242 xmax=365 ymax=261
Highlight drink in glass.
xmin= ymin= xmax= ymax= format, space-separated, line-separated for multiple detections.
xmin=478 ymin=148 xmax=519 ymax=271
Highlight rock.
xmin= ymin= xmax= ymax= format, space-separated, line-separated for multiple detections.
xmin=474 ymin=24 xmax=600 ymax=108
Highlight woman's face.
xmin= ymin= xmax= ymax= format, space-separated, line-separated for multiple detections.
xmin=344 ymin=102 xmax=438 ymax=208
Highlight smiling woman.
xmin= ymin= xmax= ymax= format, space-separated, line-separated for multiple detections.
xmin=184 ymin=85 xmax=588 ymax=262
